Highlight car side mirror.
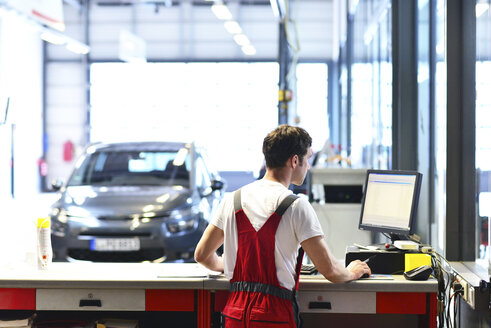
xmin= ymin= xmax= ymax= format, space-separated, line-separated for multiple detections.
xmin=51 ymin=178 xmax=64 ymax=191
xmin=211 ymin=179 xmax=225 ymax=191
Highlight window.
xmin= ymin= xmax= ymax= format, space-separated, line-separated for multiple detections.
xmin=476 ymin=2 xmax=491 ymax=259
xmin=90 ymin=62 xmax=279 ymax=173
xmin=350 ymin=0 xmax=392 ymax=169
xmin=296 ymin=63 xmax=329 ymax=152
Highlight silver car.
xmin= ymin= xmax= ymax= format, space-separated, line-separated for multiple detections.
xmin=50 ymin=141 xmax=225 ymax=263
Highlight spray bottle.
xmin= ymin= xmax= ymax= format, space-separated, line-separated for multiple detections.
xmin=37 ymin=217 xmax=52 ymax=270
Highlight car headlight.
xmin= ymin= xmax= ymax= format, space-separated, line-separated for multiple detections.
xmin=56 ymin=209 xmax=68 ymax=223
xmin=166 ymin=206 xmax=200 ymax=233
xmin=51 ymin=209 xmax=68 ymax=237
xmin=166 ymin=217 xmax=197 ymax=234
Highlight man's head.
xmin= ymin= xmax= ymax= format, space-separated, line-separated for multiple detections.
xmin=262 ymin=125 xmax=312 ymax=169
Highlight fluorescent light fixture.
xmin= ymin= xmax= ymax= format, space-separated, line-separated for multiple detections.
xmin=211 ymin=4 xmax=233 ymax=20
xmin=224 ymin=21 xmax=242 ymax=34
xmin=233 ymin=34 xmax=250 ymax=46
xmin=241 ymin=45 xmax=256 ymax=56
xmin=476 ymin=2 xmax=489 ymax=17
xmin=40 ymin=31 xmax=66 ymax=45
xmin=66 ymin=41 xmax=90 ymax=55
xmin=40 ymin=28 xmax=90 ymax=55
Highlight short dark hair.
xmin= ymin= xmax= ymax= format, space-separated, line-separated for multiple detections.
xmin=262 ymin=125 xmax=312 ymax=169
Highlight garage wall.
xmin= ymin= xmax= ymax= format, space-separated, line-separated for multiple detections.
xmin=0 ymin=12 xmax=44 ymax=265
xmin=0 ymin=13 xmax=43 ymax=199
xmin=45 ymin=3 xmax=88 ymax=185
xmin=44 ymin=0 xmax=334 ymax=184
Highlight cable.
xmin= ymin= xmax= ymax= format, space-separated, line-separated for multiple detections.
xmin=428 ymin=249 xmax=456 ymax=328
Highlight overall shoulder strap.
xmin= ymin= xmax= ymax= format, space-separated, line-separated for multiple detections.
xmin=275 ymin=194 xmax=299 ymax=216
xmin=233 ymin=188 xmax=242 ymax=212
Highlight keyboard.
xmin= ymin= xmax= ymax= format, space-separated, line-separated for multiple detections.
xmin=301 ymin=264 xmax=318 ymax=275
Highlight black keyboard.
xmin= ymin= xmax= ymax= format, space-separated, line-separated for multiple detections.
xmin=301 ymin=264 xmax=318 ymax=275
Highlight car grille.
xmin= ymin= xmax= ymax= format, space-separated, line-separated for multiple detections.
xmin=78 ymin=231 xmax=152 ymax=237
xmin=68 ymin=248 xmax=165 ymax=262
xmin=98 ymin=214 xmax=169 ymax=221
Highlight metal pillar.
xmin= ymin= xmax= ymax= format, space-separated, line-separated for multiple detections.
xmin=328 ymin=60 xmax=339 ymax=147
xmin=391 ymin=0 xmax=418 ymax=171
xmin=278 ymin=20 xmax=291 ymax=125
xmin=445 ymin=0 xmax=476 ymax=261
xmin=83 ymin=0 xmax=91 ymax=144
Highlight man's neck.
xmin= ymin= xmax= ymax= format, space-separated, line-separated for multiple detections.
xmin=263 ymin=168 xmax=291 ymax=188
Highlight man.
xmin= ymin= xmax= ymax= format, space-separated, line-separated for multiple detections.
xmin=195 ymin=125 xmax=370 ymax=327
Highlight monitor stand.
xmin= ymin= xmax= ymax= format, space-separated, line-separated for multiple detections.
xmin=366 ymin=233 xmax=415 ymax=252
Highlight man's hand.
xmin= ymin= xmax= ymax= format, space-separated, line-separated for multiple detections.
xmin=302 ymin=236 xmax=371 ymax=282
xmin=346 ymin=260 xmax=371 ymax=279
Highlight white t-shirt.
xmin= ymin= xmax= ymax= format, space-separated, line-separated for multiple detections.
xmin=211 ymin=179 xmax=324 ymax=290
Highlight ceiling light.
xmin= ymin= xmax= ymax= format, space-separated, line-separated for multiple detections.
xmin=476 ymin=2 xmax=489 ymax=17
xmin=224 ymin=21 xmax=242 ymax=34
xmin=233 ymin=34 xmax=250 ymax=46
xmin=66 ymin=41 xmax=90 ymax=55
xmin=241 ymin=45 xmax=256 ymax=56
xmin=40 ymin=31 xmax=66 ymax=45
xmin=211 ymin=4 xmax=233 ymax=20
xmin=39 ymin=28 xmax=90 ymax=55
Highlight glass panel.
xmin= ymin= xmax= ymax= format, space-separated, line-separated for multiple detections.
xmin=418 ymin=0 xmax=432 ymax=244
xmin=350 ymin=0 xmax=392 ymax=169
xmin=69 ymin=150 xmax=190 ymax=187
xmin=476 ymin=0 xmax=491 ymax=259
xmin=296 ymin=63 xmax=329 ymax=153
xmin=435 ymin=0 xmax=447 ymax=253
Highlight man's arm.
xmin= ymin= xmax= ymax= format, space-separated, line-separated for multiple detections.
xmin=194 ymin=223 xmax=225 ymax=273
xmin=301 ymin=235 xmax=370 ymax=283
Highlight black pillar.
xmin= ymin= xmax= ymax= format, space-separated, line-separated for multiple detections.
xmin=445 ymin=0 xmax=476 ymax=261
xmin=392 ymin=0 xmax=418 ymax=171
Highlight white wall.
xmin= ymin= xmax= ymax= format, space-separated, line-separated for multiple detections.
xmin=0 ymin=12 xmax=45 ymax=266
xmin=0 ymin=13 xmax=43 ymax=199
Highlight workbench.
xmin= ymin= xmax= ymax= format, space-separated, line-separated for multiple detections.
xmin=0 ymin=262 xmax=438 ymax=327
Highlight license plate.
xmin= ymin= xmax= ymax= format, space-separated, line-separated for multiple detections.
xmin=90 ymin=238 xmax=140 ymax=251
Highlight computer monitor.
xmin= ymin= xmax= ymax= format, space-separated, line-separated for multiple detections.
xmin=358 ymin=169 xmax=423 ymax=241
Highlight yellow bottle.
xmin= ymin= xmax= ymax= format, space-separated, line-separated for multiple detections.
xmin=37 ymin=217 xmax=52 ymax=270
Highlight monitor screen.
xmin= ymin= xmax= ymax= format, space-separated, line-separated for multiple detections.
xmin=358 ymin=170 xmax=422 ymax=238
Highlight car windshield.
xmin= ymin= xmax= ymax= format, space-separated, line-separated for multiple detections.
xmin=68 ymin=149 xmax=190 ymax=187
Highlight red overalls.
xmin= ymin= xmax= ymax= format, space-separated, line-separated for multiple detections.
xmin=222 ymin=190 xmax=303 ymax=328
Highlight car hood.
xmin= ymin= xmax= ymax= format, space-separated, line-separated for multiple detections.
xmin=60 ymin=185 xmax=192 ymax=218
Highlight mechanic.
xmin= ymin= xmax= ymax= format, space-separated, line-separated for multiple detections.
xmin=195 ymin=124 xmax=370 ymax=328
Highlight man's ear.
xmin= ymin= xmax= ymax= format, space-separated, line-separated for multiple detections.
xmin=291 ymin=154 xmax=299 ymax=168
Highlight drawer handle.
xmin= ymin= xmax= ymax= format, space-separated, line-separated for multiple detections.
xmin=79 ymin=299 xmax=102 ymax=307
xmin=308 ymin=301 xmax=332 ymax=310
